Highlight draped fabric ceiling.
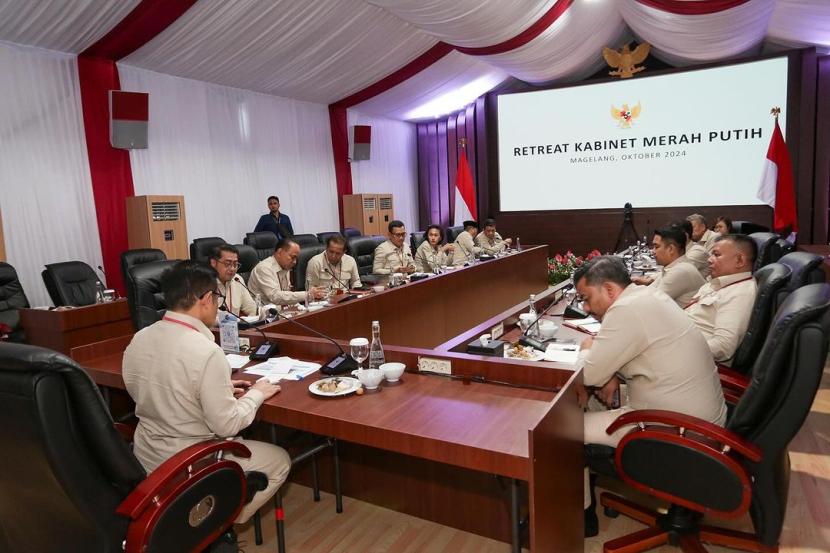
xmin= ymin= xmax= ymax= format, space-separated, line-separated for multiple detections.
xmin=0 ymin=0 xmax=828 ymax=122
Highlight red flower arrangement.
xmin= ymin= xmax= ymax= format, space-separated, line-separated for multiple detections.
xmin=547 ymin=249 xmax=602 ymax=284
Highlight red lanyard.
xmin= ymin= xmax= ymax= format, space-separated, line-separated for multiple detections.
xmin=162 ymin=316 xmax=200 ymax=333
xmin=684 ymin=276 xmax=753 ymax=310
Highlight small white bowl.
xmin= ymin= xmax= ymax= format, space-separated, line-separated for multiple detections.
xmin=538 ymin=320 xmax=559 ymax=340
xmin=379 ymin=362 xmax=405 ymax=382
xmin=372 ymin=285 xmax=385 ymax=293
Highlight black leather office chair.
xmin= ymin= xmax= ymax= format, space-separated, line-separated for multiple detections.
xmin=317 ymin=231 xmax=342 ymax=245
xmin=727 ymin=263 xmax=792 ymax=375
xmin=445 ymin=226 xmax=464 ymax=243
xmin=126 ymin=260 xmax=178 ymax=331
xmin=410 ymin=231 xmax=427 ymax=254
xmin=0 ymin=262 xmax=29 ymax=342
xmin=749 ymin=232 xmax=779 ymax=272
xmin=292 ymin=245 xmax=324 ymax=291
xmin=0 ymin=342 xmax=257 ymax=552
xmin=120 ymin=248 xmax=166 ymax=294
xmin=771 ymin=239 xmax=794 ymax=263
xmin=292 ymin=234 xmax=320 ymax=248
xmin=347 ymin=236 xmax=385 ymax=276
xmin=245 ymin=232 xmax=278 ymax=261
xmin=342 ymin=227 xmax=361 ymax=239
xmin=235 ymin=244 xmax=259 ymax=283
xmin=600 ymin=283 xmax=830 ymax=553
xmin=42 ymin=261 xmax=99 ymax=307
xmin=732 ymin=221 xmax=770 ymax=235
xmin=190 ymin=237 xmax=227 ymax=264
xmin=778 ymin=252 xmax=825 ymax=292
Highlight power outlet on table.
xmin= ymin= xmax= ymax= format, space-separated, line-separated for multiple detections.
xmin=417 ymin=356 xmax=452 ymax=375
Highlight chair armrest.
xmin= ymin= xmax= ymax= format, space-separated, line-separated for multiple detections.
xmin=116 ymin=439 xmax=251 ymax=518
xmin=718 ymin=365 xmax=749 ymax=392
xmin=606 ymin=409 xmax=762 ymax=462
xmin=723 ymin=388 xmax=743 ymax=406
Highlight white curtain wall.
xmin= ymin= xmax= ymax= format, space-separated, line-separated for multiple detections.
xmin=118 ymin=64 xmax=340 ymax=247
xmin=0 ymin=40 xmax=104 ymax=307
xmin=347 ymin=109 xmax=419 ymax=233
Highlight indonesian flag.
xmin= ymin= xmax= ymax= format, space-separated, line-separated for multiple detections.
xmin=453 ymin=149 xmax=477 ymax=225
xmin=757 ymin=119 xmax=798 ymax=233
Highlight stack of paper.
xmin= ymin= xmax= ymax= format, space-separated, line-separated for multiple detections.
xmin=244 ymin=357 xmax=321 ymax=382
xmin=544 ymin=343 xmax=581 ymax=364
xmin=563 ymin=317 xmax=601 ymax=335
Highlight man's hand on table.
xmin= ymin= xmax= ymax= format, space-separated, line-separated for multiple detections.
xmin=631 ymin=276 xmax=653 ymax=286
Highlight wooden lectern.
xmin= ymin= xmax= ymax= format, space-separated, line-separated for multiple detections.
xmin=125 ymin=195 xmax=188 ymax=259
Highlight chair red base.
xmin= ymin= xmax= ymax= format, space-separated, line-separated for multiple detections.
xmin=600 ymin=493 xmax=778 ymax=553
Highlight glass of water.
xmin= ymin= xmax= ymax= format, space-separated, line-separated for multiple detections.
xmin=349 ymin=338 xmax=370 ymax=370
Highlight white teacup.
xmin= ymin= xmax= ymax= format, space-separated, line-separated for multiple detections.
xmin=538 ymin=320 xmax=559 ymax=340
xmin=379 ymin=362 xmax=405 ymax=382
xmin=353 ymin=368 xmax=384 ymax=390
xmin=372 ymin=285 xmax=385 ymax=293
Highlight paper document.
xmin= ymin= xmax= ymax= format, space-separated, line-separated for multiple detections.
xmin=563 ymin=317 xmax=601 ymax=335
xmin=544 ymin=343 xmax=581 ymax=364
xmin=225 ymin=353 xmax=251 ymax=370
xmin=244 ymin=357 xmax=321 ymax=381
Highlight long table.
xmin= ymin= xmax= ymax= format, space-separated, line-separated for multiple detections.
xmin=70 ymin=246 xmax=585 ymax=552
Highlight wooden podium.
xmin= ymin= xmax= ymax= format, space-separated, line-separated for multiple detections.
xmin=125 ymin=195 xmax=188 ymax=259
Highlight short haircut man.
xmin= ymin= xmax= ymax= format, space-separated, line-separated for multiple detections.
xmin=671 ymin=220 xmax=709 ymax=277
xmin=641 ymin=227 xmax=704 ymax=307
xmin=574 ymin=255 xmax=726 ymax=533
xmin=123 ymin=260 xmax=290 ymax=526
xmin=451 ymin=220 xmax=482 ymax=264
xmin=307 ymin=234 xmax=362 ymax=289
xmin=254 ymin=195 xmax=293 ymax=240
xmin=248 ymin=238 xmax=324 ymax=305
xmin=653 ymin=226 xmax=686 ymax=252
xmin=687 ymin=213 xmax=719 ymax=252
xmin=374 ymin=220 xmax=416 ymax=274
xmin=388 ymin=220 xmax=404 ymax=233
xmin=476 ymin=218 xmax=512 ymax=254
xmin=684 ymin=234 xmax=758 ymax=365
xmin=326 ymin=234 xmax=347 ymax=249
xmin=210 ymin=244 xmax=256 ymax=317
xmin=268 ymin=195 xmax=279 ymax=203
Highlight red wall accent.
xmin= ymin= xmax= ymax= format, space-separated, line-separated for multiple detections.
xmin=634 ymin=0 xmax=750 ymax=15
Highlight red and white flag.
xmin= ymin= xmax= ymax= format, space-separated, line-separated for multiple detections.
xmin=453 ymin=148 xmax=477 ymax=225
xmin=757 ymin=118 xmax=798 ymax=234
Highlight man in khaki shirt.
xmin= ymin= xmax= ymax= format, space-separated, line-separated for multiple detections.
xmin=685 ymin=234 xmax=757 ymax=365
xmin=475 ymin=218 xmax=512 ymax=255
xmin=307 ymin=235 xmax=362 ymax=290
xmin=673 ymin=219 xmax=711 ymax=278
xmin=248 ymin=238 xmax=326 ymax=305
xmin=210 ymin=244 xmax=257 ymax=317
xmin=123 ymin=261 xmax=290 ymax=525
xmin=451 ymin=220 xmax=483 ymax=265
xmin=688 ymin=213 xmax=720 ymax=254
xmin=373 ymin=220 xmax=417 ymax=274
xmin=632 ymin=227 xmax=705 ymax=307
xmin=574 ymin=256 xmax=726 ymax=535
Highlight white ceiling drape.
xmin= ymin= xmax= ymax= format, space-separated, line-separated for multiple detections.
xmin=767 ymin=0 xmax=830 ymax=49
xmin=619 ymin=0 xmax=777 ymax=66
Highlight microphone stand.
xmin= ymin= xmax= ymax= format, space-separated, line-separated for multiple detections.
xmin=323 ymin=267 xmax=358 ymax=302
xmin=269 ymin=308 xmax=358 ymax=375
xmin=518 ymin=291 xmax=568 ymax=351
xmin=218 ymin=304 xmax=278 ymax=360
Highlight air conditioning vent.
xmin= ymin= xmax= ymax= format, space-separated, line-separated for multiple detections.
xmin=151 ymin=202 xmax=180 ymax=221
xmin=362 ymin=198 xmax=376 ymax=211
xmin=379 ymin=197 xmax=392 ymax=210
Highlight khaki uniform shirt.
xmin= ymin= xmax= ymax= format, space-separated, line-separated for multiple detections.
xmin=694 ymin=229 xmax=720 ymax=254
xmin=414 ymin=240 xmax=450 ymax=272
xmin=685 ymin=243 xmax=711 ymax=278
xmin=475 ymin=231 xmax=507 ymax=255
xmin=306 ymin=251 xmax=361 ymax=290
xmin=451 ymin=230 xmax=483 ymax=265
xmin=217 ymin=277 xmax=257 ymax=317
xmin=247 ymin=255 xmax=305 ymax=305
xmin=576 ymin=284 xmax=726 ymax=425
xmin=648 ymin=255 xmax=706 ymax=308
xmin=123 ymin=311 xmax=266 ymax=471
xmin=373 ymin=240 xmax=416 ymax=274
xmin=685 ymin=271 xmax=756 ymax=365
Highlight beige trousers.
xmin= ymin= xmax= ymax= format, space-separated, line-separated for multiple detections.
xmin=228 ymin=439 xmax=292 ymax=523
xmin=583 ymin=403 xmax=634 ymax=508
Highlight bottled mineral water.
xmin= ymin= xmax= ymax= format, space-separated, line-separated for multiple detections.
xmin=368 ymin=320 xmax=386 ymax=369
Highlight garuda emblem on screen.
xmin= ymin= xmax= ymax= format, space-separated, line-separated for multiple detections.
xmin=611 ymin=102 xmax=641 ymax=129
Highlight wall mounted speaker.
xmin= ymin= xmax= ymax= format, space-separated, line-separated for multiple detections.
xmin=110 ymin=90 xmax=149 ymax=149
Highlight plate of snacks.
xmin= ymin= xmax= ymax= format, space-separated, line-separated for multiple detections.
xmin=309 ymin=376 xmax=361 ymax=397
xmin=504 ymin=344 xmax=545 ymax=362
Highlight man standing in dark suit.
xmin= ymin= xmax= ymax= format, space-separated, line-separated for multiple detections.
xmin=254 ymin=196 xmax=294 ymax=240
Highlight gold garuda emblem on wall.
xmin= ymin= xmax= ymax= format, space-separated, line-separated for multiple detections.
xmin=611 ymin=102 xmax=641 ymax=129
xmin=602 ymin=43 xmax=651 ymax=79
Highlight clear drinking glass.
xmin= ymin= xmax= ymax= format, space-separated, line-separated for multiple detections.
xmin=349 ymin=338 xmax=370 ymax=370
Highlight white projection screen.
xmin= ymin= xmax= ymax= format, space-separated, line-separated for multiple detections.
xmin=497 ymin=57 xmax=789 ymax=212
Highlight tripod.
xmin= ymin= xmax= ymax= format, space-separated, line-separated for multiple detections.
xmin=613 ymin=202 xmax=640 ymax=253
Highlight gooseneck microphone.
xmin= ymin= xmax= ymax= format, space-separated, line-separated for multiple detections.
xmin=218 ymin=304 xmax=278 ymax=360
xmin=268 ymin=308 xmax=358 ymax=375
xmin=518 ymin=289 xmax=569 ymax=351
xmin=96 ymin=265 xmax=108 ymax=287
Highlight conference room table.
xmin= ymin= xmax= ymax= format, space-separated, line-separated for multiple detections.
xmin=71 ymin=246 xmax=586 ymax=552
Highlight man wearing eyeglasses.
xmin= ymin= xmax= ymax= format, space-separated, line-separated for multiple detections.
xmin=210 ymin=244 xmax=257 ymax=317
xmin=248 ymin=238 xmax=326 ymax=305
xmin=373 ymin=220 xmax=416 ymax=274
xmin=123 ymin=261 xmax=290 ymax=539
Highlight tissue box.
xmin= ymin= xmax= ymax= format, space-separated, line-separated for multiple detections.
xmin=466 ymin=339 xmax=505 ymax=357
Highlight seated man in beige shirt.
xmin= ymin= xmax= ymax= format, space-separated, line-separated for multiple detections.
xmin=474 ymin=218 xmax=512 ymax=255
xmin=373 ymin=220 xmax=417 ymax=274
xmin=306 ymin=235 xmax=362 ymax=290
xmin=450 ymin=220 xmax=483 ymax=265
xmin=123 ymin=261 xmax=290 ymax=532
xmin=632 ymin=226 xmax=705 ymax=307
xmin=685 ymin=234 xmax=758 ymax=366
xmin=248 ymin=238 xmax=326 ymax=306
xmin=574 ymin=256 xmax=726 ymax=536
xmin=673 ymin=219 xmax=710 ymax=278
xmin=688 ymin=213 xmax=721 ymax=254
xmin=210 ymin=244 xmax=257 ymax=317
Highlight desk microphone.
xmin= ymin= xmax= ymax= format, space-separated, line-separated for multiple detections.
xmin=95 ymin=265 xmax=108 ymax=287
xmin=518 ymin=291 xmax=567 ymax=352
xmin=268 ymin=308 xmax=358 ymax=375
xmin=218 ymin=304 xmax=278 ymax=360
xmin=563 ymin=284 xmax=589 ymax=319
xmin=322 ymin=268 xmax=358 ymax=301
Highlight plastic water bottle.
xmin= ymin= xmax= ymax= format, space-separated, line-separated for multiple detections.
xmin=368 ymin=320 xmax=385 ymax=369
xmin=218 ymin=312 xmax=240 ymax=352
xmin=95 ymin=280 xmax=106 ymax=303
xmin=516 ymin=237 xmax=522 ymax=252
